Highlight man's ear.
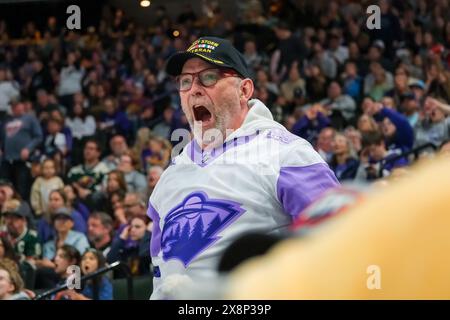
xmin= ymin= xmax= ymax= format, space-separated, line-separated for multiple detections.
xmin=239 ymin=79 xmax=254 ymax=103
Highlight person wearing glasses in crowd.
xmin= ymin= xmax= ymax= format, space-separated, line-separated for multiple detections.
xmin=147 ymin=36 xmax=339 ymax=299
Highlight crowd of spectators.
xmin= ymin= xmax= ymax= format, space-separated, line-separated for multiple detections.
xmin=0 ymin=0 xmax=450 ymax=299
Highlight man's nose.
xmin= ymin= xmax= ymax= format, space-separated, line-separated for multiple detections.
xmin=190 ymin=76 xmax=205 ymax=96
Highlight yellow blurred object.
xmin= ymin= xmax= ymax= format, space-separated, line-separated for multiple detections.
xmin=226 ymin=155 xmax=450 ymax=299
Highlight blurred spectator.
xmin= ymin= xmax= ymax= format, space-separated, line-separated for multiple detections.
xmin=41 ymin=207 xmax=90 ymax=261
xmin=399 ymin=93 xmax=420 ymax=127
xmin=141 ymin=136 xmax=171 ymax=172
xmin=34 ymin=89 xmax=63 ymax=125
xmin=0 ymin=235 xmax=18 ymax=262
xmin=117 ymin=153 xmax=146 ymax=194
xmin=145 ymin=166 xmax=163 ymax=199
xmin=315 ymin=127 xmax=336 ymax=163
xmin=102 ymin=134 xmax=129 ymax=171
xmin=341 ymin=60 xmax=363 ymax=104
xmin=63 ymin=184 xmax=90 ymax=222
xmin=325 ymin=30 xmax=349 ymax=67
xmin=304 ymin=63 xmax=328 ymax=101
xmin=320 ymin=81 xmax=357 ymax=126
xmin=366 ymin=40 xmax=393 ymax=73
xmin=310 ymin=40 xmax=337 ymax=80
xmin=0 ymin=181 xmax=34 ymax=227
xmin=43 ymin=116 xmax=67 ymax=173
xmin=125 ymin=82 xmax=153 ymax=117
xmin=368 ymin=102 xmax=415 ymax=152
xmin=87 ymin=212 xmax=113 ymax=258
xmin=28 ymin=59 xmax=54 ymax=102
xmin=56 ymin=248 xmax=112 ymax=300
xmin=90 ymin=170 xmax=127 ymax=215
xmin=408 ymin=79 xmax=426 ymax=102
xmin=0 ymin=258 xmax=29 ymax=300
xmin=414 ymin=97 xmax=450 ymax=148
xmin=425 ymin=62 xmax=450 ymax=101
xmin=57 ymin=52 xmax=84 ymax=105
xmin=243 ymin=39 xmax=264 ymax=79
xmin=329 ymin=133 xmax=360 ymax=181
xmin=34 ymin=244 xmax=81 ymax=290
xmin=0 ymin=66 xmax=19 ymax=120
xmin=122 ymin=192 xmax=147 ymax=222
xmin=152 ymin=106 xmax=175 ymax=139
xmin=291 ymin=103 xmax=331 ymax=144
xmin=98 ymin=97 xmax=131 ymax=141
xmin=65 ymin=102 xmax=96 ymax=165
xmin=107 ymin=216 xmax=151 ymax=277
xmin=37 ymin=189 xmax=87 ymax=243
xmin=68 ymin=139 xmax=109 ymax=198
xmin=385 ymin=67 xmax=412 ymax=107
xmin=280 ymin=62 xmax=305 ymax=104
xmin=344 ymin=126 xmax=362 ymax=154
xmin=356 ymin=131 xmax=408 ymax=181
xmin=364 ymin=62 xmax=394 ymax=101
xmin=357 ymin=114 xmax=379 ymax=136
xmin=1 ymin=199 xmax=41 ymax=262
xmin=381 ymin=95 xmax=396 ymax=110
xmin=30 ymin=159 xmax=64 ymax=218
xmin=0 ymin=101 xmax=43 ymax=200
xmin=255 ymin=69 xmax=279 ymax=98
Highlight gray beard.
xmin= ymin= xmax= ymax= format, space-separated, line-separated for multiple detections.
xmin=188 ymin=113 xmax=229 ymax=149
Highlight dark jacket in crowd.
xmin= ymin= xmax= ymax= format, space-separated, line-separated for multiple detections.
xmin=0 ymin=114 xmax=43 ymax=161
xmin=374 ymin=107 xmax=414 ymax=152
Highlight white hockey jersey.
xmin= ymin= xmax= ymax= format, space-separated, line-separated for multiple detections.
xmin=147 ymin=99 xmax=339 ymax=299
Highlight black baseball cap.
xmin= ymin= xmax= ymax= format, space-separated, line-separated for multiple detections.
xmin=165 ymin=36 xmax=251 ymax=79
xmin=52 ymin=207 xmax=73 ymax=222
xmin=2 ymin=200 xmax=28 ymax=219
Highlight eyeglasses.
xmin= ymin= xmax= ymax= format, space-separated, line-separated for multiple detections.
xmin=175 ymin=68 xmax=241 ymax=92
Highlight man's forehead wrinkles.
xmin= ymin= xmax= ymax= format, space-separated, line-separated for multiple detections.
xmin=181 ymin=58 xmax=214 ymax=73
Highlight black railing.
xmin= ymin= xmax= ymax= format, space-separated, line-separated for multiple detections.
xmin=34 ymin=261 xmax=133 ymax=300
xmin=377 ymin=143 xmax=438 ymax=178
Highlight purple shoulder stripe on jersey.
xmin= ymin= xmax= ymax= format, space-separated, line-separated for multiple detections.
xmin=186 ymin=132 xmax=259 ymax=167
xmin=147 ymin=203 xmax=162 ymax=257
xmin=276 ymin=163 xmax=340 ymax=219
xmin=266 ymin=128 xmax=299 ymax=144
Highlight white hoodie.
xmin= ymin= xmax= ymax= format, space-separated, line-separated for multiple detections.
xmin=148 ymin=99 xmax=339 ymax=299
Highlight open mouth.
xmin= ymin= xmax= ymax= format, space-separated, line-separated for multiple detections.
xmin=193 ymin=105 xmax=212 ymax=123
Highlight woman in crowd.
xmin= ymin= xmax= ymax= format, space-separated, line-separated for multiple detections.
xmin=108 ymin=216 xmax=151 ymax=277
xmin=65 ymin=102 xmax=96 ymax=166
xmin=0 ymin=236 xmax=18 ymax=263
xmin=38 ymin=208 xmax=89 ymax=267
xmin=88 ymin=170 xmax=128 ymax=216
xmin=0 ymin=258 xmax=30 ymax=300
xmin=54 ymin=248 xmax=113 ymax=300
xmin=329 ymin=133 xmax=360 ymax=181
xmin=34 ymin=244 xmax=81 ymax=291
xmin=37 ymin=189 xmax=87 ymax=243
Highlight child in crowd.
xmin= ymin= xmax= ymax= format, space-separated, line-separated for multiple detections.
xmin=55 ymin=248 xmax=113 ymax=300
xmin=30 ymin=159 xmax=64 ymax=217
